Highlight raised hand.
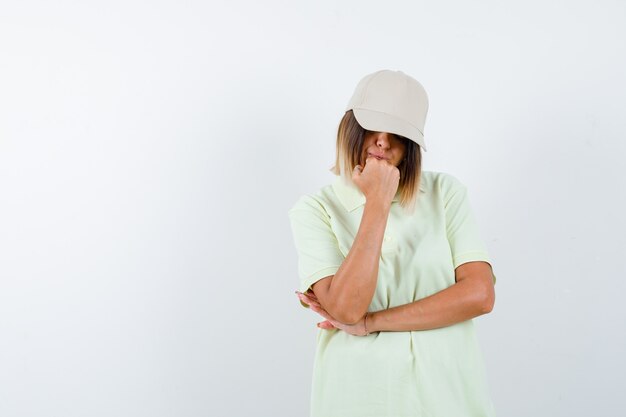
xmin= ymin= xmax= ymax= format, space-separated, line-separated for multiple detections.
xmin=352 ymin=156 xmax=400 ymax=206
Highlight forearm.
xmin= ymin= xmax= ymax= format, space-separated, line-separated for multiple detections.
xmin=329 ymin=199 xmax=390 ymax=324
xmin=368 ymin=276 xmax=493 ymax=332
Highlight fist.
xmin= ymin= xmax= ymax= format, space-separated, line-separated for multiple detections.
xmin=352 ymin=156 xmax=400 ymax=205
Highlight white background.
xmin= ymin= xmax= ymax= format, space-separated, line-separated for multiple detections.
xmin=1 ymin=1 xmax=625 ymax=416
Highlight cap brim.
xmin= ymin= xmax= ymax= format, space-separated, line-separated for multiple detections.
xmin=352 ymin=108 xmax=427 ymax=152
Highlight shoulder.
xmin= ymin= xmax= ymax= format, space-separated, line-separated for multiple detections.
xmin=422 ymin=170 xmax=466 ymax=196
xmin=288 ymin=184 xmax=335 ymax=218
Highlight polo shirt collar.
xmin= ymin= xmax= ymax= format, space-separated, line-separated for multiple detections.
xmin=332 ymin=175 xmax=425 ymax=212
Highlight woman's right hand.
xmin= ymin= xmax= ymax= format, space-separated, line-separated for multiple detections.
xmin=352 ymin=156 xmax=400 ymax=205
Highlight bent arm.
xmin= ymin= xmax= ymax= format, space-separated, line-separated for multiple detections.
xmin=368 ymin=261 xmax=495 ymax=331
xmin=314 ymin=199 xmax=391 ymax=324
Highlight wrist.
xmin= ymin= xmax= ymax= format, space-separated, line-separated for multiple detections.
xmin=364 ymin=198 xmax=391 ymax=213
xmin=366 ymin=311 xmax=378 ymax=333
xmin=368 ymin=310 xmax=387 ymax=333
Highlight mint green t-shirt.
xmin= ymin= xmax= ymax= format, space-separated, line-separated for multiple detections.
xmin=288 ymin=170 xmax=497 ymax=417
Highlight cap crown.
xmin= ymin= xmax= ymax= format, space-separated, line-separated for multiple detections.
xmin=346 ymin=69 xmax=429 ymax=150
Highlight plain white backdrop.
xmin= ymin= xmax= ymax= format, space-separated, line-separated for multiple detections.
xmin=1 ymin=1 xmax=625 ymax=416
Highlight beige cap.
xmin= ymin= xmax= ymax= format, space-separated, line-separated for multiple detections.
xmin=345 ymin=69 xmax=429 ymax=151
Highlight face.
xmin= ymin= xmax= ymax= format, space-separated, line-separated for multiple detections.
xmin=360 ymin=130 xmax=407 ymax=167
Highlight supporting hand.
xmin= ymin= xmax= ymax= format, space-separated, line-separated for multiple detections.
xmin=296 ymin=290 xmax=370 ymax=337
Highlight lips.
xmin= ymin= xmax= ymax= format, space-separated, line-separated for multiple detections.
xmin=368 ymin=153 xmax=388 ymax=160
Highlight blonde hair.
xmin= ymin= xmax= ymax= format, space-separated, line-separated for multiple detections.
xmin=329 ymin=110 xmax=423 ymax=214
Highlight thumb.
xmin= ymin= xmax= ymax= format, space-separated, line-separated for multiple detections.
xmin=317 ymin=320 xmax=335 ymax=329
xmin=352 ymin=164 xmax=362 ymax=178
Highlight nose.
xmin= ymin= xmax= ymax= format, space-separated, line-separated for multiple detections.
xmin=375 ymin=132 xmax=392 ymax=149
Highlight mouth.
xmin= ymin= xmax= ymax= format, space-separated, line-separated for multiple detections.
xmin=368 ymin=153 xmax=388 ymax=160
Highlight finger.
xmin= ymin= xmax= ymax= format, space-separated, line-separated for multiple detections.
xmin=309 ymin=302 xmax=323 ymax=311
xmin=308 ymin=303 xmax=328 ymax=317
xmin=296 ymin=294 xmax=310 ymax=305
xmin=309 ymin=304 xmax=334 ymax=321
xmin=306 ymin=293 xmax=319 ymax=302
xmin=317 ymin=321 xmax=335 ymax=329
xmin=327 ymin=319 xmax=343 ymax=330
xmin=298 ymin=293 xmax=320 ymax=308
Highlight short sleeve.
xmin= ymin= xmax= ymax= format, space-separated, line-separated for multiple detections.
xmin=288 ymin=195 xmax=345 ymax=308
xmin=443 ymin=176 xmax=497 ymax=284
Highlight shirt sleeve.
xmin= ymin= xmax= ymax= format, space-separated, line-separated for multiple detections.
xmin=443 ymin=175 xmax=497 ymax=285
xmin=288 ymin=195 xmax=345 ymax=308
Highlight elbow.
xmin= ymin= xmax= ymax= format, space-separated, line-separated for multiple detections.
xmin=333 ymin=305 xmax=362 ymax=325
xmin=479 ymin=285 xmax=496 ymax=314
xmin=329 ymin=310 xmax=355 ymax=325
xmin=337 ymin=315 xmax=359 ymax=325
xmin=324 ymin=277 xmax=369 ymax=324
xmin=331 ymin=298 xmax=364 ymax=325
xmin=342 ymin=311 xmax=364 ymax=325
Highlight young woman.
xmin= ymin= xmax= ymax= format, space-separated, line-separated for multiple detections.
xmin=288 ymin=69 xmax=497 ymax=417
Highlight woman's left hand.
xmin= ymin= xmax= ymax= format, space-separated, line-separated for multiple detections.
xmin=296 ymin=290 xmax=370 ymax=337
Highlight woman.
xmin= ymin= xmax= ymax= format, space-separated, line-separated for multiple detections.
xmin=288 ymin=69 xmax=497 ymax=417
